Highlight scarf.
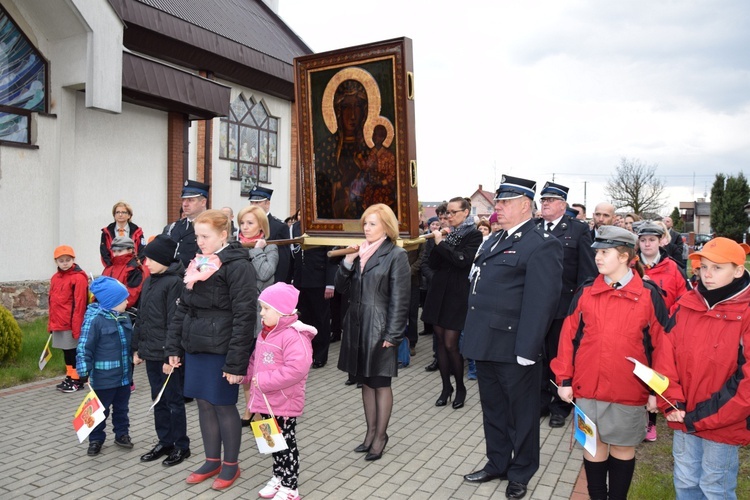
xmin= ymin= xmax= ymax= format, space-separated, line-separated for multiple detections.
xmin=444 ymin=218 xmax=477 ymax=247
xmin=698 ymin=272 xmax=750 ymax=308
xmin=260 ymin=323 xmax=274 ymax=340
xmin=184 ymin=253 xmax=222 ymax=290
xmin=238 ymin=231 xmax=264 ymax=244
xmin=358 ymin=236 xmax=387 ymax=272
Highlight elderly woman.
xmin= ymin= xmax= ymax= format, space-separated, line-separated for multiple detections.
xmin=336 ymin=203 xmax=410 ymax=461
xmin=100 ymin=201 xmax=146 ymax=267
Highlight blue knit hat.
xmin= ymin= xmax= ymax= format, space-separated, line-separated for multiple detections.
xmin=90 ymin=276 xmax=129 ymax=310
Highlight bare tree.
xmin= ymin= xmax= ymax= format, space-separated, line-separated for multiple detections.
xmin=605 ymin=157 xmax=666 ymax=215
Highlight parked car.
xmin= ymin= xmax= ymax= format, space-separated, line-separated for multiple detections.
xmin=694 ymin=233 xmax=714 ymax=251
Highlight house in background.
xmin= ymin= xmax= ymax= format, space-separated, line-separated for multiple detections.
xmin=468 ymin=184 xmax=496 ymax=220
xmin=680 ymin=198 xmax=712 ymax=234
xmin=0 ymin=0 xmax=310 ymax=318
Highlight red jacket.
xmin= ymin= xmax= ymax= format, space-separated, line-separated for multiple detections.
xmin=102 ymin=254 xmax=148 ymax=309
xmin=100 ymin=222 xmax=145 ymax=267
xmin=642 ymin=248 xmax=690 ymax=311
xmin=654 ymin=275 xmax=750 ymax=445
xmin=551 ymin=273 xmax=669 ymax=406
xmin=48 ymin=265 xmax=89 ymax=338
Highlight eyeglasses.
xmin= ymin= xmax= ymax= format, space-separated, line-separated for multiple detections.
xmin=115 ymin=211 xmax=129 ymax=215
xmin=540 ymin=198 xmax=559 ymax=204
xmin=446 ymin=209 xmax=466 ymax=216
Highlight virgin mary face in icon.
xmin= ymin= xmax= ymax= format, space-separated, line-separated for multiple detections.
xmin=334 ymin=80 xmax=368 ymax=139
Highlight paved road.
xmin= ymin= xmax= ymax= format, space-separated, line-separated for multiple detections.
xmin=0 ymin=336 xmax=582 ymax=499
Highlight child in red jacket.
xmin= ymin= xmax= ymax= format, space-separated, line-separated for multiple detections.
xmin=48 ymin=245 xmax=89 ymax=393
xmin=551 ymin=226 xmax=669 ymax=500
xmin=102 ymin=236 xmax=148 ymax=311
xmin=654 ymin=237 xmax=750 ymax=499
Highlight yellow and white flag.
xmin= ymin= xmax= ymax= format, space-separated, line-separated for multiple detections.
xmin=627 ymin=357 xmax=669 ymax=395
xmin=38 ymin=334 xmax=52 ymax=371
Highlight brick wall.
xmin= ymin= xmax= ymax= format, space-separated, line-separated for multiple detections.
xmin=167 ymin=112 xmax=188 ymax=222
xmin=1 ymin=281 xmax=50 ymax=323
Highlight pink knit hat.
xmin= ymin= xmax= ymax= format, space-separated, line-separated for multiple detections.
xmin=258 ymin=282 xmax=300 ymax=316
xmin=489 ymin=212 xmax=499 ymax=224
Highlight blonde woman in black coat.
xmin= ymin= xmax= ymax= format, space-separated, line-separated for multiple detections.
xmin=335 ymin=203 xmax=410 ymax=461
xmin=422 ymin=197 xmax=483 ymax=409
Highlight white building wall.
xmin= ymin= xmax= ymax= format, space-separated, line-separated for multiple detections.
xmin=70 ymin=94 xmax=168 ymax=277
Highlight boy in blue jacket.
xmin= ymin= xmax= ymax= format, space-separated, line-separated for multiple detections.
xmin=76 ymin=276 xmax=134 ymax=456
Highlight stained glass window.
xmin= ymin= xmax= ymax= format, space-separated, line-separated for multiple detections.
xmin=219 ymin=94 xmax=279 ymax=196
xmin=0 ymin=6 xmax=47 ymax=144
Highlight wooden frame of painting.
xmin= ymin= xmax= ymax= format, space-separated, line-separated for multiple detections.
xmin=295 ymin=37 xmax=419 ymax=237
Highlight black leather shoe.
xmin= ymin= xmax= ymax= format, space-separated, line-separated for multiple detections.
xmin=506 ymin=481 xmax=528 ymax=499
xmin=463 ymin=470 xmax=507 ymax=483
xmin=344 ymin=378 xmax=356 ymax=386
xmin=425 ymin=359 xmax=439 ymax=372
xmin=162 ymin=448 xmax=191 ymax=467
xmin=87 ymin=441 xmax=103 ymax=456
xmin=312 ymin=361 xmax=326 ymax=369
xmin=549 ymin=414 xmax=566 ymax=428
xmin=140 ymin=444 xmax=174 ymax=462
xmin=353 ymin=443 xmax=371 ymax=453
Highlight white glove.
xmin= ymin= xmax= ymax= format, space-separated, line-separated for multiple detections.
xmin=516 ymin=356 xmax=535 ymax=366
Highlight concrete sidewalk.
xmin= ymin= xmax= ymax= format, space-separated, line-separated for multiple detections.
xmin=0 ymin=337 xmax=583 ymax=499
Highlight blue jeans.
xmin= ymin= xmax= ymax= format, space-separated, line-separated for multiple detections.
xmin=673 ymin=430 xmax=739 ymax=500
xmin=89 ymin=385 xmax=131 ymax=443
xmin=146 ymin=360 xmax=190 ymax=450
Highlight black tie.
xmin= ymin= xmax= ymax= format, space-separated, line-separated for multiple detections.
xmin=547 ymin=222 xmax=553 ymax=232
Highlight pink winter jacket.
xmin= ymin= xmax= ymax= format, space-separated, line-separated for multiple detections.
xmin=243 ymin=315 xmax=317 ymax=417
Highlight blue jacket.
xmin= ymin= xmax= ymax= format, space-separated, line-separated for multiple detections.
xmin=76 ymin=303 xmax=132 ymax=390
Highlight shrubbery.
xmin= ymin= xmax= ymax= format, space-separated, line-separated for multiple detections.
xmin=0 ymin=306 xmax=22 ymax=362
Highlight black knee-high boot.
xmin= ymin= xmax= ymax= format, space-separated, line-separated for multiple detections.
xmin=583 ymin=458 xmax=609 ymax=500
xmin=607 ymin=456 xmax=635 ymax=500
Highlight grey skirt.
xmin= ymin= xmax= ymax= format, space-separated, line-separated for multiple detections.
xmin=51 ymin=330 xmax=77 ymax=350
xmin=576 ymin=398 xmax=647 ymax=446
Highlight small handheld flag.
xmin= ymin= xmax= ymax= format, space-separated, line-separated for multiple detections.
xmin=627 ymin=357 xmax=680 ymax=412
xmin=73 ymin=388 xmax=106 ymax=443
xmin=149 ymin=366 xmax=173 ymax=413
xmin=627 ymin=357 xmax=668 ymax=394
xmin=38 ymin=334 xmax=52 ymax=371
xmin=550 ymin=379 xmax=598 ymax=457
xmin=573 ymin=406 xmax=598 ymax=457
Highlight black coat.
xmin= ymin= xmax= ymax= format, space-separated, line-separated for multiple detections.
xmin=291 ymin=221 xmax=336 ymax=288
xmin=421 ymin=228 xmax=483 ymax=331
xmin=163 ymin=218 xmax=198 ymax=267
xmin=269 ymin=213 xmax=292 ymax=283
xmin=132 ymin=261 xmax=185 ymax=361
xmin=165 ymin=242 xmax=257 ymax=375
xmin=538 ymin=216 xmax=597 ymax=318
xmin=462 ymin=219 xmax=563 ymax=363
xmin=335 ymin=239 xmax=410 ymax=378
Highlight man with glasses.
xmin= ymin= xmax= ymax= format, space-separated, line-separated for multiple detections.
xmin=462 ymin=175 xmax=563 ymax=499
xmin=536 ymin=182 xmax=597 ymax=429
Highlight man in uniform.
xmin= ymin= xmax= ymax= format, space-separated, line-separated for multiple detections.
xmin=163 ymin=180 xmax=209 ymax=267
xmin=248 ymin=187 xmax=291 ymax=283
xmin=537 ymin=182 xmax=597 ymax=428
xmin=462 ymin=175 xmax=563 ymax=499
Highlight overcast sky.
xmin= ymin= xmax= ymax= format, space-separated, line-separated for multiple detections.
xmin=278 ymin=0 xmax=750 ymax=216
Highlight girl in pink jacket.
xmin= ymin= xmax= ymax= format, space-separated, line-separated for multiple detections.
xmin=243 ymin=282 xmax=316 ymax=500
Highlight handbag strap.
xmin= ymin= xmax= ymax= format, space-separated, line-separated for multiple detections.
xmin=261 ymin=392 xmax=276 ymax=420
